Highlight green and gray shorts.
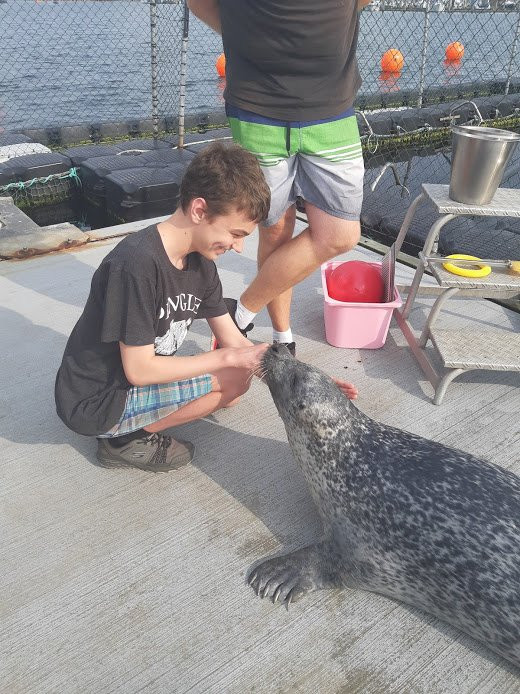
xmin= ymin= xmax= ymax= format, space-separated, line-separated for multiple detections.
xmin=226 ymin=104 xmax=364 ymax=227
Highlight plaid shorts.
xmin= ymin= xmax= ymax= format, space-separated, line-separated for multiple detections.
xmin=99 ymin=375 xmax=213 ymax=438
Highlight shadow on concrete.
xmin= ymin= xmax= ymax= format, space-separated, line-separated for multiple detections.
xmin=0 ymin=307 xmax=320 ymax=548
xmin=1 ymin=251 xmax=106 ymax=308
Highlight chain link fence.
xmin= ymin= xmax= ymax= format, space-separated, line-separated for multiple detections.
xmin=1 ymin=0 xmax=519 ymax=258
xmin=354 ymin=5 xmax=520 ymax=260
xmin=1 ymin=0 xmax=185 ymax=139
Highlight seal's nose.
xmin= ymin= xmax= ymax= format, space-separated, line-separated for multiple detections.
xmin=271 ymin=343 xmax=292 ymax=357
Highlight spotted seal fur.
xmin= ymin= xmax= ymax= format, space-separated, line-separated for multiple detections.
xmin=249 ymin=344 xmax=520 ymax=667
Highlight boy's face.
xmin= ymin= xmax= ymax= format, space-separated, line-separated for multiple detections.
xmin=194 ymin=203 xmax=257 ymax=261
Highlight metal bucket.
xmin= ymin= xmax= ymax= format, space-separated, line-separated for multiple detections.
xmin=449 ymin=126 xmax=520 ymax=205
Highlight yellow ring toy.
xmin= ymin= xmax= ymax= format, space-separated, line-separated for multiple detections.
xmin=442 ymin=254 xmax=492 ymax=278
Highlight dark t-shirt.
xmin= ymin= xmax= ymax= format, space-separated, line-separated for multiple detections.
xmin=219 ymin=0 xmax=362 ymax=121
xmin=55 ymin=225 xmax=227 ymax=436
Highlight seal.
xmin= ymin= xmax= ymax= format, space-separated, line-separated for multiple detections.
xmin=249 ymin=344 xmax=520 ymax=668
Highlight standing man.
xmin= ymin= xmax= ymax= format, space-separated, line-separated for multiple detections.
xmin=188 ymin=0 xmax=370 ymax=355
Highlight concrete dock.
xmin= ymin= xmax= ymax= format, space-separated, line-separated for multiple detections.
xmin=1 ymin=221 xmax=519 ymax=693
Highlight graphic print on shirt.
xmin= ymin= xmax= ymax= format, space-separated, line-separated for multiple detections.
xmin=154 ymin=317 xmax=193 ymax=355
xmin=154 ymin=292 xmax=201 ymax=355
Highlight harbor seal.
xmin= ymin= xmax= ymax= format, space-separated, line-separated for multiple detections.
xmin=249 ymin=344 xmax=520 ymax=668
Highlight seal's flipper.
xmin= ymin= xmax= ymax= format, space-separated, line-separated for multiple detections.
xmin=247 ymin=541 xmax=341 ymax=607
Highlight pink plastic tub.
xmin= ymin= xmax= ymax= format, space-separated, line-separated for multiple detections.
xmin=321 ymin=261 xmax=402 ymax=349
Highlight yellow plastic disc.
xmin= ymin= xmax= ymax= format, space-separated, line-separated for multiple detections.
xmin=442 ymin=254 xmax=492 ymax=278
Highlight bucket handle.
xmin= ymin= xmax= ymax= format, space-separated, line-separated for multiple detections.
xmin=449 ymin=100 xmax=484 ymax=127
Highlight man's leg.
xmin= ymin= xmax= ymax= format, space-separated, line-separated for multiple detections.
xmin=227 ymin=106 xmax=362 ymax=341
xmin=257 ymin=205 xmax=296 ymax=334
xmin=225 ymin=107 xmax=298 ymax=338
xmin=240 ymin=202 xmax=361 ymax=313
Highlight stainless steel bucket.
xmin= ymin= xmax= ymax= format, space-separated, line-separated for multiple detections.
xmin=449 ymin=125 xmax=520 ymax=205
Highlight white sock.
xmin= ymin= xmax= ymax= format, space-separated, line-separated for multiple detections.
xmin=273 ymin=328 xmax=293 ymax=344
xmin=235 ymin=299 xmax=257 ymax=330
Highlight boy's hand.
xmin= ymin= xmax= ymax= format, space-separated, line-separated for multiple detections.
xmin=224 ymin=343 xmax=270 ymax=372
xmin=332 ymin=378 xmax=358 ymax=400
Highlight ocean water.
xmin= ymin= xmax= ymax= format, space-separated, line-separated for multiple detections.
xmin=1 ymin=1 xmax=519 ymax=131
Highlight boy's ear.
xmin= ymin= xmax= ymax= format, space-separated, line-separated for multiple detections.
xmin=190 ymin=197 xmax=208 ymax=223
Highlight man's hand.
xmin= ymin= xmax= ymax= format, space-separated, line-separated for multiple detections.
xmin=357 ymin=0 xmax=372 ymax=9
xmin=332 ymin=378 xmax=358 ymax=400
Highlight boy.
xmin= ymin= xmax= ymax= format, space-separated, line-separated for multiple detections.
xmin=55 ymin=143 xmax=271 ymax=472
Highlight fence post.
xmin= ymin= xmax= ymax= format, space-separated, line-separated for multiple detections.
xmin=417 ymin=1 xmax=431 ymax=109
xmin=178 ymin=0 xmax=190 ymax=149
xmin=149 ymin=0 xmax=159 ymax=141
xmin=505 ymin=12 xmax=520 ymax=96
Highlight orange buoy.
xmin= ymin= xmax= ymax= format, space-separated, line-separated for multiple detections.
xmin=381 ymin=49 xmax=404 ymax=73
xmin=216 ymin=53 xmax=226 ymax=78
xmin=445 ymin=41 xmax=464 ymax=62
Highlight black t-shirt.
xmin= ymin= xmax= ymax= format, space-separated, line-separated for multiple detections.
xmin=55 ymin=225 xmax=227 ymax=436
xmin=220 ymin=0 xmax=362 ymax=121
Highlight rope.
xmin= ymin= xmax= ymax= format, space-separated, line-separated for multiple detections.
xmin=0 ymin=167 xmax=80 ymax=195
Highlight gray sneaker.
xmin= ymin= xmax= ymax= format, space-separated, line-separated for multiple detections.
xmin=96 ymin=431 xmax=194 ymax=472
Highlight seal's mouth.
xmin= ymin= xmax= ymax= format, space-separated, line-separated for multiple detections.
xmin=261 ymin=343 xmax=293 ymax=379
xmin=259 ymin=343 xmax=301 ymax=411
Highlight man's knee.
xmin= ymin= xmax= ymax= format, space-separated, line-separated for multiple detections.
xmin=338 ymin=220 xmax=361 ymax=253
xmin=260 ymin=206 xmax=296 ymax=247
xmin=313 ymin=219 xmax=361 ymax=259
xmin=261 ymin=225 xmax=289 ymax=248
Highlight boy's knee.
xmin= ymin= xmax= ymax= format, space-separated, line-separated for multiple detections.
xmin=220 ymin=368 xmax=251 ymax=404
xmin=223 ymin=395 xmax=242 ymax=408
xmin=233 ymin=370 xmax=251 ymax=398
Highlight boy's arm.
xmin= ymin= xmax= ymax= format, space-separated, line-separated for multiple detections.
xmin=358 ymin=0 xmax=372 ymax=9
xmin=187 ymin=0 xmax=221 ymax=34
xmin=120 ymin=340 xmax=267 ymax=387
xmin=207 ymin=313 xmax=252 ymax=349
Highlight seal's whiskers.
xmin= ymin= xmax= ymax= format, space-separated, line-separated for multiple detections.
xmin=250 ymin=366 xmax=267 ymax=382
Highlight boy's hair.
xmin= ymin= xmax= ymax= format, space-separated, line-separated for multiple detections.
xmin=179 ymin=141 xmax=270 ymax=223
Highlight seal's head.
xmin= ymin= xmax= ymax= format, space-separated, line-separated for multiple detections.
xmin=261 ymin=344 xmax=355 ymax=434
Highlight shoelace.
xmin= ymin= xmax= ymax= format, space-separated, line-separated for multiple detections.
xmin=146 ymin=432 xmax=173 ymax=467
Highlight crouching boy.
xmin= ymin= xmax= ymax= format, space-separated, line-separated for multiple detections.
xmin=55 ymin=143 xmax=271 ymax=471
